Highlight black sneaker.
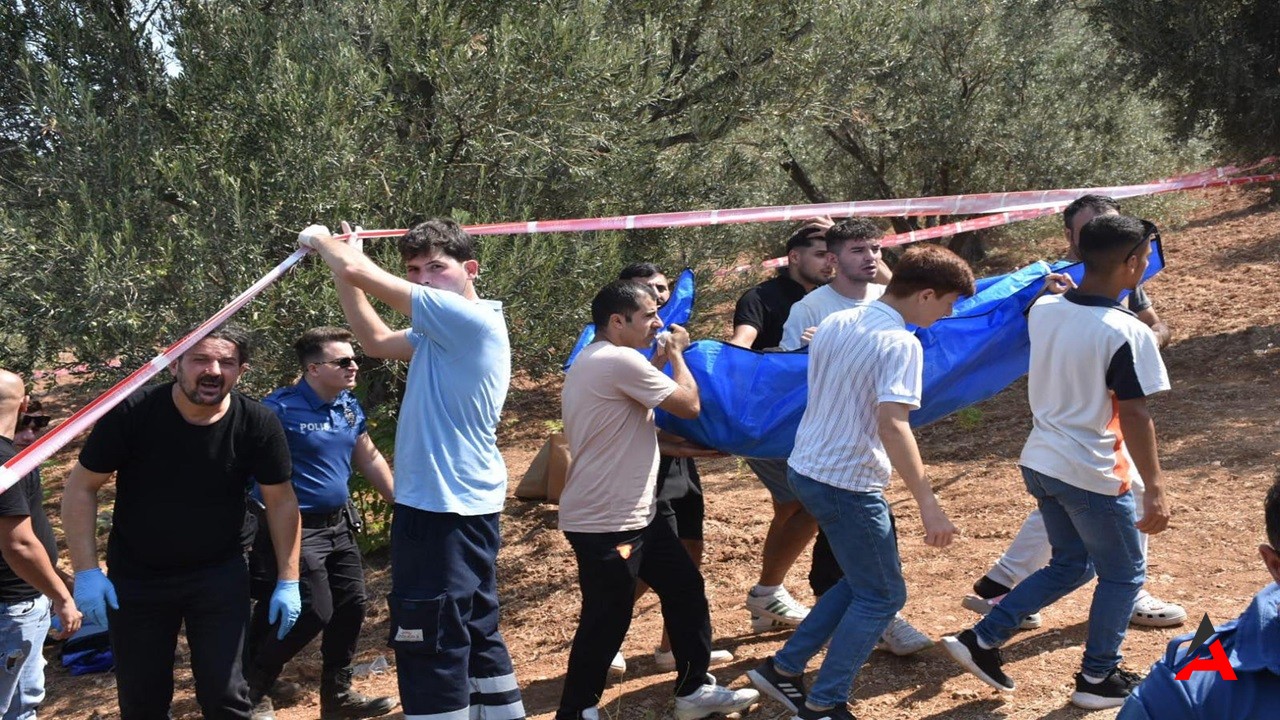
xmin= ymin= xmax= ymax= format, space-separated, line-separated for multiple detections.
xmin=792 ymin=702 xmax=856 ymax=720
xmin=1070 ymin=668 xmax=1143 ymax=710
xmin=747 ymin=657 xmax=807 ymax=713
xmin=941 ymin=630 xmax=1015 ymax=691
xmin=973 ymin=575 xmax=1012 ymax=600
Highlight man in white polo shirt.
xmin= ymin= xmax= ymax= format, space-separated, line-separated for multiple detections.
xmin=943 ymin=214 xmax=1173 ymax=710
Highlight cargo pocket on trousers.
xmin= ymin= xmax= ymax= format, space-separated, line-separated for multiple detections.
xmin=386 ymin=593 xmax=445 ymax=654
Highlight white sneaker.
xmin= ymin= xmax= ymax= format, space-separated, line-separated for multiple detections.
xmin=745 ymin=586 xmax=808 ymax=626
xmin=673 ymin=677 xmax=760 ymax=720
xmin=655 ymin=648 xmax=734 ymax=671
xmin=877 ymin=613 xmax=934 ymax=656
xmin=580 ymin=708 xmax=600 ymax=720
xmin=609 ymin=651 xmax=626 ymax=677
xmin=1130 ymin=591 xmax=1187 ymax=628
xmin=961 ymin=594 xmax=1043 ymax=630
xmin=750 ymin=614 xmax=792 ymax=633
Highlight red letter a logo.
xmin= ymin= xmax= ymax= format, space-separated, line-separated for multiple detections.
xmin=1175 ymin=639 xmax=1237 ymax=681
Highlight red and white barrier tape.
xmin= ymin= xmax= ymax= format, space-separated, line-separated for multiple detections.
xmin=5 ymin=162 xmax=1279 ymax=492
xmin=0 ymin=249 xmax=310 ymax=493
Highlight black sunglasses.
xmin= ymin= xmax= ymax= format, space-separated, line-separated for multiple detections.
xmin=20 ymin=414 xmax=50 ymax=431
xmin=315 ymin=356 xmax=358 ymax=369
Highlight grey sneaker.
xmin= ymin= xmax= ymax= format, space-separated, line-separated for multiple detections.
xmin=673 ymin=677 xmax=760 ymax=720
xmin=877 ymin=614 xmax=933 ymax=656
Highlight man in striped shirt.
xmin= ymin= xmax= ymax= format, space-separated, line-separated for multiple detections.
xmin=748 ymin=244 xmax=975 ymax=720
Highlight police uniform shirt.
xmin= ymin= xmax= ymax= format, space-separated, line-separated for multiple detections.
xmin=258 ymin=381 xmax=367 ymax=514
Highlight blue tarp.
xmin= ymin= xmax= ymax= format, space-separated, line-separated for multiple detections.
xmin=562 ymin=268 xmax=696 ymax=370
xmin=652 ymin=241 xmax=1165 ymax=458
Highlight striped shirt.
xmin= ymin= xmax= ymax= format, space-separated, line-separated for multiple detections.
xmin=788 ymin=301 xmax=923 ymax=492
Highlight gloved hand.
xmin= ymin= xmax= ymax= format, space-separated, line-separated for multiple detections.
xmin=73 ymin=568 xmax=119 ymax=627
xmin=297 ymin=224 xmax=332 ymax=250
xmin=269 ymin=580 xmax=302 ymax=640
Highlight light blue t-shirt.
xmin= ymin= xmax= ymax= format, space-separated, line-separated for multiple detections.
xmin=396 ymin=285 xmax=511 ymax=515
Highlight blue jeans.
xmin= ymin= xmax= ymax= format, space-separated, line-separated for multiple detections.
xmin=0 ymin=595 xmax=51 ymax=720
xmin=773 ymin=470 xmax=906 ymax=708
xmin=975 ymin=467 xmax=1145 ymax=677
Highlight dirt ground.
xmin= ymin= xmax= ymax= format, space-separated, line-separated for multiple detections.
xmin=33 ymin=185 xmax=1280 ymax=719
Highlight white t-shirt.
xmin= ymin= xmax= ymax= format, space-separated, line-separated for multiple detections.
xmin=1019 ymin=292 xmax=1170 ymax=496
xmin=559 ymin=342 xmax=678 ymax=532
xmin=780 ymin=283 xmax=888 ymax=350
xmin=788 ymin=301 xmax=922 ymax=493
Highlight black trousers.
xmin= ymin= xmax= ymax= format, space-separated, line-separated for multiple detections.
xmin=244 ymin=515 xmax=367 ymax=696
xmin=556 ymin=516 xmax=712 ymax=720
xmin=109 ymin=557 xmax=252 ymax=719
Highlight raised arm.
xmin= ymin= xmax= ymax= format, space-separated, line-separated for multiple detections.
xmin=299 ymin=224 xmax=417 ymax=361
xmin=655 ymin=325 xmax=700 ymax=419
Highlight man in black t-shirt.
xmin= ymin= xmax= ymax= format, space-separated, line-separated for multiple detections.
xmin=62 ymin=325 xmax=301 ymax=720
xmin=0 ymin=369 xmax=82 ymax=716
xmin=729 ymin=220 xmax=835 ymax=632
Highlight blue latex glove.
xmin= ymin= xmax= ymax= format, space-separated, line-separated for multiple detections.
xmin=73 ymin=568 xmax=119 ymax=627
xmin=269 ymin=580 xmax=301 ymax=640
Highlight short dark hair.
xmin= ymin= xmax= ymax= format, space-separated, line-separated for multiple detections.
xmin=398 ymin=218 xmax=476 ymax=263
xmin=1063 ymin=194 xmax=1121 ymax=230
xmin=618 ymin=262 xmax=663 ymax=281
xmin=192 ymin=322 xmax=253 ymax=365
xmin=1266 ymin=481 xmax=1280 ymax=550
xmin=885 ymin=244 xmax=976 ymax=299
xmin=823 ymin=218 xmax=883 ymax=254
xmin=591 ymin=280 xmax=657 ymax=330
xmin=784 ymin=221 xmax=829 ymax=254
xmin=294 ymin=326 xmax=356 ymax=367
xmin=1078 ymin=214 xmax=1147 ymax=275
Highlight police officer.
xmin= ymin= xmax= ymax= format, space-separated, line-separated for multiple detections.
xmin=245 ymin=327 xmax=395 ymax=720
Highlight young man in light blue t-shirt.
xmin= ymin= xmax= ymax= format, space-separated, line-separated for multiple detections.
xmin=301 ymin=219 xmax=525 ymax=720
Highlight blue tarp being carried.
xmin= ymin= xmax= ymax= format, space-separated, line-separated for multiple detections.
xmin=562 ymin=268 xmax=696 ymax=370
xmin=652 ymin=241 xmax=1164 ymax=458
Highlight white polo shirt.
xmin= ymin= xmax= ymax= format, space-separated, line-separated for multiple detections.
xmin=788 ymin=301 xmax=922 ymax=493
xmin=1019 ymin=291 xmax=1170 ymax=496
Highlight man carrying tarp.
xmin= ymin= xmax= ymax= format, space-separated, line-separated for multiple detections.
xmin=730 ymin=220 xmax=833 ymax=633
xmin=962 ymin=194 xmax=1185 ymax=630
